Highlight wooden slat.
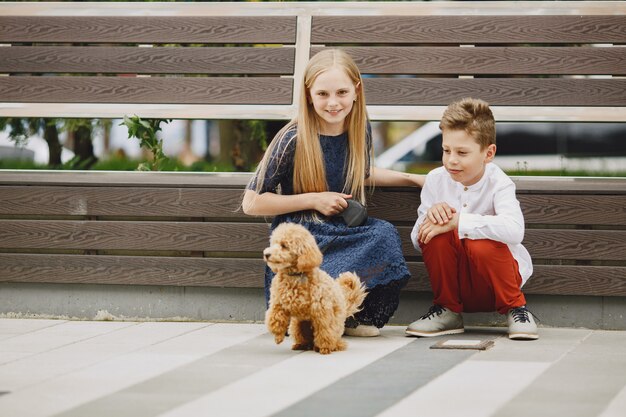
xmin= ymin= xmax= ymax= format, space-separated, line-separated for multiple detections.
xmin=0 ymin=220 xmax=270 ymax=252
xmin=3 ymin=220 xmax=625 ymax=262
xmin=405 ymin=262 xmax=626 ymax=297
xmin=363 ymin=78 xmax=626 ymax=107
xmin=0 ymin=185 xmax=418 ymax=222
xmin=367 ymin=190 xmax=419 ymax=223
xmin=0 ymin=16 xmax=297 ymax=43
xmin=0 ymin=186 xmax=251 ymax=219
xmin=1 ymin=186 xmax=625 ymax=226
xmin=1 ymin=171 xmax=625 ymax=194
xmin=0 ymin=170 xmax=253 ymax=188
xmin=1 ymin=254 xmax=624 ymax=297
xmin=518 ymin=195 xmax=626 ymax=226
xmin=312 ymin=16 xmax=626 ymax=44
xmin=311 ymin=46 xmax=626 ymax=75
xmin=373 ymin=191 xmax=626 ymax=226
xmin=0 ymin=253 xmax=264 ymax=287
xmin=522 ymin=265 xmax=626 ymax=297
xmin=0 ymin=2 xmax=621 ymax=18
xmin=396 ymin=227 xmax=626 ymax=262
xmin=1 ymin=46 xmax=295 ymax=75
xmin=522 ymin=229 xmax=626 ymax=261
xmin=512 ymin=177 xmax=626 ymax=195
xmin=0 ymin=76 xmax=293 ymax=105
xmin=2 ymin=102 xmax=625 ymax=121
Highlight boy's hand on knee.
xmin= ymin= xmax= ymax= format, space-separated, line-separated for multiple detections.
xmin=419 ymin=214 xmax=458 ymax=244
xmin=427 ymin=202 xmax=456 ymax=225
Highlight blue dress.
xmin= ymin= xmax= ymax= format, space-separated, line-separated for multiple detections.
xmin=250 ymin=126 xmax=411 ymax=327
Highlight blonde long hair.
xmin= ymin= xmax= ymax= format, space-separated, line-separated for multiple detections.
xmin=250 ymin=49 xmax=371 ymax=205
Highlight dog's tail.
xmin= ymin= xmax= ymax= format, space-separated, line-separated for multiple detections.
xmin=337 ymin=272 xmax=367 ymax=318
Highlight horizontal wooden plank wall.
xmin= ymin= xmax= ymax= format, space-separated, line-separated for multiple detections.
xmin=0 ymin=15 xmax=297 ymax=106
xmin=311 ymin=15 xmax=626 ymax=107
xmin=1 ymin=173 xmax=625 ymax=297
xmin=1 ymin=2 xmax=625 ymax=120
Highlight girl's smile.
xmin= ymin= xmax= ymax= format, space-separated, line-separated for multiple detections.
xmin=309 ymin=66 xmax=359 ymax=136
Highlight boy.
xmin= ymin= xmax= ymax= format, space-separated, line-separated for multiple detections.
xmin=406 ymin=98 xmax=538 ymax=340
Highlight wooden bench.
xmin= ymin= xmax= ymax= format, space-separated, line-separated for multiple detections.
xmin=1 ymin=1 xmax=625 ymax=327
xmin=1 ymin=171 xmax=625 ymax=297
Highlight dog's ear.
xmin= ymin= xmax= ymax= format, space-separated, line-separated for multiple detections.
xmin=296 ymin=237 xmax=323 ymax=271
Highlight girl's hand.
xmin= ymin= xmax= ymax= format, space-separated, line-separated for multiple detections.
xmin=427 ymin=202 xmax=456 ymax=225
xmin=313 ymin=192 xmax=352 ymax=216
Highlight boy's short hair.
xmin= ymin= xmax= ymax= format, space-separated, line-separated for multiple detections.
xmin=439 ymin=98 xmax=495 ymax=149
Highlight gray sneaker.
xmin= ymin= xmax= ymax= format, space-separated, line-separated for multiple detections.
xmin=405 ymin=305 xmax=464 ymax=337
xmin=507 ymin=306 xmax=539 ymax=340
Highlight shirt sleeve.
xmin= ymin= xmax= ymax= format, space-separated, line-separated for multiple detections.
xmin=457 ymin=181 xmax=525 ymax=245
xmin=247 ymin=128 xmax=297 ymax=193
xmin=411 ymin=172 xmax=437 ymax=249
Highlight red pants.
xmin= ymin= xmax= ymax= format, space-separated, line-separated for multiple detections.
xmin=419 ymin=230 xmax=526 ymax=314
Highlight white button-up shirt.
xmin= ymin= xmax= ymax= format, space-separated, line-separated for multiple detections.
xmin=411 ymin=163 xmax=533 ymax=285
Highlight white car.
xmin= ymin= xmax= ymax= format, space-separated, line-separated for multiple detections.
xmin=375 ymin=122 xmax=626 ymax=173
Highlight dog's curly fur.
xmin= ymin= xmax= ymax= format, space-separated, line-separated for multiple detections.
xmin=264 ymin=223 xmax=367 ymax=354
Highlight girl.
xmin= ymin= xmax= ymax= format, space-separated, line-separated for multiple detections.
xmin=242 ymin=49 xmax=424 ymax=336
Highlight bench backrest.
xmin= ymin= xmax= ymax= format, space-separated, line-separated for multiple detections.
xmin=1 ymin=171 xmax=625 ymax=297
xmin=1 ymin=1 xmax=625 ymax=121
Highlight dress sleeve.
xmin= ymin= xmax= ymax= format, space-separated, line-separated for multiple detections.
xmin=248 ymin=128 xmax=297 ymax=193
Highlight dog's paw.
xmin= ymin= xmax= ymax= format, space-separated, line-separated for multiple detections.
xmin=316 ymin=346 xmax=332 ymax=355
xmin=292 ymin=342 xmax=314 ymax=351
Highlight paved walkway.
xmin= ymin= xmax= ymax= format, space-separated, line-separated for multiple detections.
xmin=0 ymin=319 xmax=625 ymax=417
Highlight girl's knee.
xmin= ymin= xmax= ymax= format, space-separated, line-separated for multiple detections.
xmin=377 ymin=219 xmax=397 ymax=235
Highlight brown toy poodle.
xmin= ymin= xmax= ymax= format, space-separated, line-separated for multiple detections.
xmin=264 ymin=223 xmax=367 ymax=354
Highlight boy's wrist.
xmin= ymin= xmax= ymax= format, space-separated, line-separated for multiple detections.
xmin=449 ymin=213 xmax=460 ymax=230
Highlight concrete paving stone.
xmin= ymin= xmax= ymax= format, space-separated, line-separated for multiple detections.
xmin=0 ymin=322 xmax=207 ymax=392
xmin=0 ymin=352 xmax=31 ymax=366
xmin=0 ymin=323 xmax=266 ymax=417
xmin=0 ymin=320 xmax=624 ymax=417
xmin=492 ymin=331 xmax=626 ymax=417
xmin=274 ymin=329 xmax=481 ymax=417
xmin=160 ymin=327 xmax=415 ymax=417
xmin=0 ymin=320 xmax=135 ymax=355
xmin=54 ymin=331 xmax=293 ymax=417
xmin=598 ymin=384 xmax=626 ymax=417
xmin=0 ymin=319 xmax=66 ymax=342
xmin=466 ymin=327 xmax=594 ymax=363
xmin=378 ymin=360 xmax=550 ymax=417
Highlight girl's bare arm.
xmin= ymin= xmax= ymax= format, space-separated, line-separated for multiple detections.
xmin=242 ymin=189 xmax=351 ymax=217
xmin=365 ymin=167 xmax=425 ymax=187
